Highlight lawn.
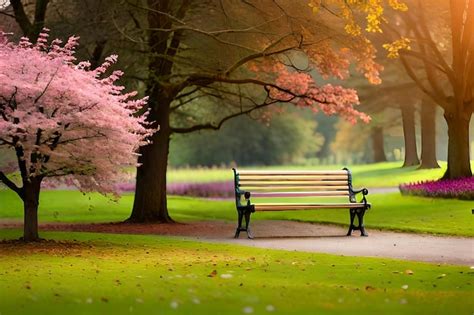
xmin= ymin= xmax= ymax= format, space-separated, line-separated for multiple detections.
xmin=167 ymin=161 xmax=474 ymax=187
xmin=1 ymin=190 xmax=473 ymax=236
xmin=0 ymin=230 xmax=472 ymax=315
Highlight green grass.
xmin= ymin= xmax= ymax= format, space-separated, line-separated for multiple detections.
xmin=167 ymin=161 xmax=474 ymax=187
xmin=1 ymin=190 xmax=473 ymax=236
xmin=0 ymin=230 xmax=472 ymax=315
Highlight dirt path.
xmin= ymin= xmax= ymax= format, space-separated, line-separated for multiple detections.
xmin=1 ymin=220 xmax=472 ymax=265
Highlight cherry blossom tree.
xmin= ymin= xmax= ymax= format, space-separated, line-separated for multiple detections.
xmin=0 ymin=30 xmax=152 ymax=241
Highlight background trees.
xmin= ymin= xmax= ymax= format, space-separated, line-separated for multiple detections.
xmin=170 ymin=111 xmax=323 ymax=167
xmin=384 ymin=0 xmax=473 ymax=178
xmin=0 ymin=31 xmax=151 ymax=241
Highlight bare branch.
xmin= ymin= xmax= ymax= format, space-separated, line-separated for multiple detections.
xmin=224 ymin=33 xmax=302 ymax=75
xmin=0 ymin=171 xmax=22 ymax=197
xmin=171 ymin=100 xmax=280 ymax=134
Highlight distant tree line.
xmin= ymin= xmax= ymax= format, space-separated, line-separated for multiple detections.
xmin=169 ymin=112 xmax=323 ymax=167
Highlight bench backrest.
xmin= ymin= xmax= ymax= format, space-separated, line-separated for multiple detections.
xmin=233 ymin=168 xmax=356 ymax=205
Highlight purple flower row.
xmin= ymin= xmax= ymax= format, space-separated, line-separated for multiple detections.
xmin=116 ymin=181 xmax=235 ymax=198
xmin=399 ymin=177 xmax=474 ymax=200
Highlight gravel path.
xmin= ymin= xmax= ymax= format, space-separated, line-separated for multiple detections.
xmin=217 ymin=221 xmax=474 ymax=266
xmin=1 ymin=219 xmax=472 ymax=265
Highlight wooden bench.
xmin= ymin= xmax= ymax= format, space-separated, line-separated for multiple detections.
xmin=232 ymin=168 xmax=370 ymax=239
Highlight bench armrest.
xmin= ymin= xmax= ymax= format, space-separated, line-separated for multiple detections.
xmin=351 ymin=188 xmax=368 ymax=195
xmin=350 ymin=188 xmax=370 ymax=209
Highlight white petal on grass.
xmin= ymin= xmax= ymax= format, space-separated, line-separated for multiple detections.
xmin=170 ymin=300 xmax=179 ymax=309
xmin=221 ymin=274 xmax=233 ymax=279
xmin=401 ymin=284 xmax=409 ymax=290
xmin=266 ymin=305 xmax=275 ymax=312
xmin=243 ymin=306 xmax=254 ymax=314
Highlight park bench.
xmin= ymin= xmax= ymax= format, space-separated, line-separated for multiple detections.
xmin=232 ymin=168 xmax=370 ymax=239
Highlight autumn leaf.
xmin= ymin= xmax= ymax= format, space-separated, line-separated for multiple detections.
xmin=208 ymin=270 xmax=218 ymax=277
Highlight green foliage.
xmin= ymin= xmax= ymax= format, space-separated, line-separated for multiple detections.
xmin=0 ymin=190 xmax=472 ymax=236
xmin=169 ymin=113 xmax=323 ymax=167
xmin=0 ymin=231 xmax=471 ymax=315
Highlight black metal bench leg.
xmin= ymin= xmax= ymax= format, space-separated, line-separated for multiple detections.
xmin=244 ymin=211 xmax=253 ymax=239
xmin=234 ymin=210 xmax=244 ymax=238
xmin=357 ymin=209 xmax=368 ymax=237
xmin=347 ymin=209 xmax=356 ymax=236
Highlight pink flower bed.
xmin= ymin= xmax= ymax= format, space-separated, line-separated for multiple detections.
xmin=116 ymin=181 xmax=234 ymax=198
xmin=399 ymin=177 xmax=474 ymax=200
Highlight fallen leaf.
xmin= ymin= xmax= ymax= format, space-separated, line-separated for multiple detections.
xmin=208 ymin=270 xmax=218 ymax=277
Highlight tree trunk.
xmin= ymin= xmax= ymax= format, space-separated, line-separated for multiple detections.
xmin=126 ymin=0 xmax=178 ymax=223
xmin=401 ymin=104 xmax=420 ymax=167
xmin=419 ymin=99 xmax=440 ymax=169
xmin=127 ymin=99 xmax=173 ymax=223
xmin=371 ymin=126 xmax=387 ymax=162
xmin=22 ymin=179 xmax=41 ymax=242
xmin=442 ymin=110 xmax=472 ymax=179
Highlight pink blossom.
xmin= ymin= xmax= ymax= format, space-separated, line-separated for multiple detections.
xmin=248 ymin=60 xmax=368 ymax=123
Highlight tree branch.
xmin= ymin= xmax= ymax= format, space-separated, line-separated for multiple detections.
xmin=10 ymin=0 xmax=33 ymax=36
xmin=170 ymin=100 xmax=280 ymax=134
xmin=224 ymin=33 xmax=302 ymax=75
xmin=0 ymin=171 xmax=22 ymax=197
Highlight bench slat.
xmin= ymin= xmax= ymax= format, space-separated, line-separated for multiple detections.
xmin=237 ymin=170 xmax=348 ymax=175
xmin=239 ymin=178 xmax=347 ymax=185
xmin=240 ymin=186 xmax=349 ymax=191
xmin=255 ymin=203 xmax=367 ymax=211
xmin=238 ymin=174 xmax=348 ymax=178
xmin=251 ymin=191 xmax=349 ymax=197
